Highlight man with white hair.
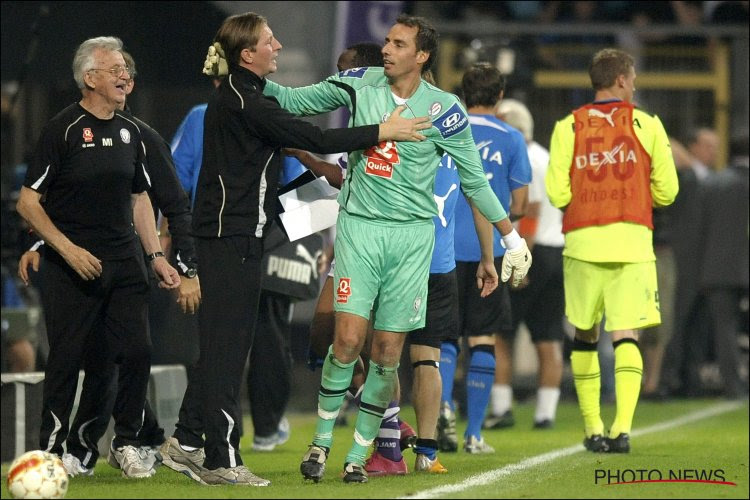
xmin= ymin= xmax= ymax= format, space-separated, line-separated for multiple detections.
xmin=486 ymin=99 xmax=565 ymax=429
xmin=15 ymin=36 xmax=179 ymax=474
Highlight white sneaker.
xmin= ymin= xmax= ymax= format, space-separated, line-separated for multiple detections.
xmin=139 ymin=445 xmax=161 ymax=470
xmin=108 ymin=444 xmax=156 ymax=478
xmin=61 ymin=453 xmax=94 ymax=477
xmin=199 ymin=465 xmax=270 ymax=486
xmin=157 ymin=436 xmax=206 ymax=484
xmin=277 ymin=416 xmax=290 ymax=445
xmin=464 ymin=435 xmax=495 ymax=454
xmin=252 ymin=416 xmax=291 ymax=451
xmin=414 ymin=453 xmax=448 ymax=473
xmin=437 ymin=401 xmax=458 ymax=452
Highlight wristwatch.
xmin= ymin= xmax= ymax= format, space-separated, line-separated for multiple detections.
xmin=181 ymin=266 xmax=198 ymax=279
xmin=147 ymin=251 xmax=165 ymax=262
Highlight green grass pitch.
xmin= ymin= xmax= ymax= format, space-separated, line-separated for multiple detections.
xmin=2 ymin=398 xmax=747 ymax=498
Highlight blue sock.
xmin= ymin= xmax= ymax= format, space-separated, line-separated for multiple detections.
xmin=465 ymin=345 xmax=495 ymax=440
xmin=439 ymin=341 xmax=459 ymax=410
xmin=415 ymin=438 xmax=438 ymax=461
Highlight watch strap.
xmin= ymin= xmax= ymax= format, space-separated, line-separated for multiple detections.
xmin=147 ymin=251 xmax=165 ymax=262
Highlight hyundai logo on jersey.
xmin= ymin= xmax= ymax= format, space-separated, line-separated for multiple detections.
xmin=434 ymin=103 xmax=469 ymax=138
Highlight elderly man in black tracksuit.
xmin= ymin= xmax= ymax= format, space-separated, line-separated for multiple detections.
xmin=18 ymin=50 xmax=200 ymax=478
xmin=157 ymin=11 xmax=430 ymax=487
xmin=16 ymin=36 xmax=181 ymax=480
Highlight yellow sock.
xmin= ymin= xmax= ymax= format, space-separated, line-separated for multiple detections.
xmin=570 ymin=342 xmax=603 ymax=437
xmin=610 ymin=340 xmax=643 ymax=437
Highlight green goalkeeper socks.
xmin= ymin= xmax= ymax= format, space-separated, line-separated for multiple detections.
xmin=345 ymin=360 xmax=398 ymax=466
xmin=313 ymin=345 xmax=357 ymax=449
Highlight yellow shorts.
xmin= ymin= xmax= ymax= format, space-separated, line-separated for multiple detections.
xmin=563 ymin=257 xmax=661 ymax=331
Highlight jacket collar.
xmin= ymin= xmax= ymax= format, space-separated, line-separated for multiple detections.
xmin=592 ymin=98 xmax=622 ymax=105
xmin=229 ymin=64 xmax=266 ymax=92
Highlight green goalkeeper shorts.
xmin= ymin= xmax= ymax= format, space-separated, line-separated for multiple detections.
xmin=333 ymin=210 xmax=434 ymax=332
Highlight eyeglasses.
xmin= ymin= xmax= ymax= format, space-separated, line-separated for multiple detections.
xmin=88 ymin=65 xmax=131 ymax=79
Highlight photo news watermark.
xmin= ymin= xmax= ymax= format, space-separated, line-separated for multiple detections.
xmin=594 ymin=468 xmax=737 ymax=486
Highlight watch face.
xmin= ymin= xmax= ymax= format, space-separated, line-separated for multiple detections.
xmin=185 ymin=268 xmax=197 ymax=278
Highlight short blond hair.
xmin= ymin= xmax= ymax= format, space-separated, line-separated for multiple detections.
xmin=589 ymin=48 xmax=634 ymax=91
xmin=215 ymin=12 xmax=267 ymax=67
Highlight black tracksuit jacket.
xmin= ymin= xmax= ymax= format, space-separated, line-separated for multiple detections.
xmin=192 ymin=64 xmax=380 ymax=239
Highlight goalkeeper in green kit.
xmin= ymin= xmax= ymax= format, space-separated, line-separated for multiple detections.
xmin=264 ymin=14 xmax=533 ymax=483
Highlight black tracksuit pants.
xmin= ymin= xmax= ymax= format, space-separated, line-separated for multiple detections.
xmin=65 ymin=363 xmax=165 ymax=467
xmin=38 ymin=249 xmax=150 ymax=456
xmin=248 ymin=292 xmax=293 ymax=438
xmin=174 ymin=235 xmax=263 ymax=469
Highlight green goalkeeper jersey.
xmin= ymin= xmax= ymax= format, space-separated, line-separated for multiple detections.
xmin=264 ymin=67 xmax=507 ymax=224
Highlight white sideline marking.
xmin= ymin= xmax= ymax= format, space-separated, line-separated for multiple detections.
xmin=399 ymin=401 xmax=745 ymax=499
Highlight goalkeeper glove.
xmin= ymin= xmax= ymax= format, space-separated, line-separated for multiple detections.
xmin=500 ymin=229 xmax=532 ymax=287
xmin=203 ymin=43 xmax=228 ymax=76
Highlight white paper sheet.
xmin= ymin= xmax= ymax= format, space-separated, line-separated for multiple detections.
xmin=279 ymin=176 xmax=339 ymax=212
xmin=279 ymin=199 xmax=340 ymax=241
xmin=278 ymin=176 xmax=340 ymax=241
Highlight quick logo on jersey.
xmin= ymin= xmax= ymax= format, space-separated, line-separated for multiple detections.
xmin=364 ymin=140 xmax=399 ymax=179
xmin=82 ymin=128 xmax=94 ymax=143
xmin=338 ymin=67 xmax=367 ymax=78
xmin=336 ymin=277 xmax=352 ymax=304
xmin=434 ymin=103 xmax=469 ymax=139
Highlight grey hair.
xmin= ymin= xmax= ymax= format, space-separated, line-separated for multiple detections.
xmin=72 ymin=36 xmax=123 ymax=89
xmin=496 ymin=98 xmax=534 ymax=143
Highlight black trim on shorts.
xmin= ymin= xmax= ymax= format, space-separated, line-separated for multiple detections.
xmin=506 ymin=244 xmax=565 ymax=343
xmin=572 ymin=338 xmax=598 ymax=351
xmin=409 ymin=271 xmax=458 ymax=348
xmin=456 ymin=258 xmax=512 ymax=336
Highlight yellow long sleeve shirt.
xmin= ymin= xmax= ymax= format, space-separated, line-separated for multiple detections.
xmin=545 ymin=103 xmax=679 ymax=262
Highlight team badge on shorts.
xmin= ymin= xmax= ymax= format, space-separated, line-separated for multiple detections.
xmin=337 ymin=277 xmax=352 ymax=304
xmin=82 ymin=128 xmax=94 ymax=143
xmin=410 ymin=296 xmax=423 ymax=323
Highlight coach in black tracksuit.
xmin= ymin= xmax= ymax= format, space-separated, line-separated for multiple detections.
xmin=63 ymin=103 xmax=200 ymax=469
xmin=16 ymin=37 xmax=179 ymax=460
xmin=167 ymin=13 xmax=428 ymax=479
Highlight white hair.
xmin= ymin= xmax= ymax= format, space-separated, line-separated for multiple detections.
xmin=496 ymin=98 xmax=534 ymax=143
xmin=72 ymin=36 xmax=123 ymax=89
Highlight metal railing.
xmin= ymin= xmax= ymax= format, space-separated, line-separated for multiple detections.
xmin=432 ymin=21 xmax=748 ymax=166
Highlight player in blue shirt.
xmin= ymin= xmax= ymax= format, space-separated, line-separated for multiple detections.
xmin=394 ymin=152 xmax=499 ymax=472
xmin=171 ymin=103 xmax=208 ymax=207
xmin=438 ymin=63 xmax=531 ymax=454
